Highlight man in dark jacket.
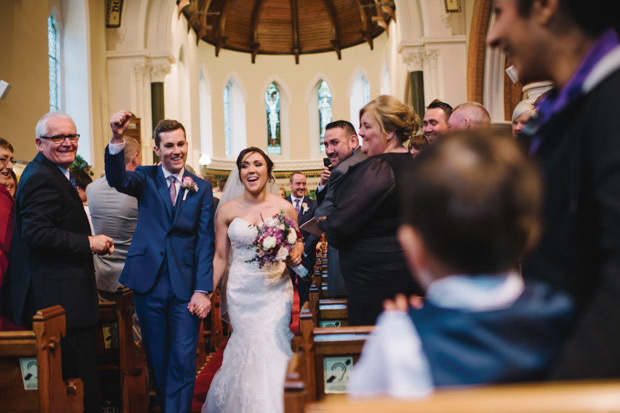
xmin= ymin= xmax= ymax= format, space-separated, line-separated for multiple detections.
xmin=487 ymin=0 xmax=620 ymax=378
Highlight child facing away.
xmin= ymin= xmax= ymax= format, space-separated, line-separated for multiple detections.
xmin=349 ymin=130 xmax=575 ymax=398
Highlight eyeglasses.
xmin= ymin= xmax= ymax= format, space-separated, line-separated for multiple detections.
xmin=40 ymin=134 xmax=80 ymax=143
xmin=0 ymin=156 xmax=16 ymax=165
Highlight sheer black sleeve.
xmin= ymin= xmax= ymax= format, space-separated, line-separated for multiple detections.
xmin=326 ymin=157 xmax=395 ymax=248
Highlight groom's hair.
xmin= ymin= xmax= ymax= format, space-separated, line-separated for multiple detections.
xmin=153 ymin=119 xmax=186 ymax=147
xmin=236 ymin=147 xmax=274 ymax=179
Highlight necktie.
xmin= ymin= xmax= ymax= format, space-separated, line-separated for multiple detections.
xmin=168 ymin=175 xmax=177 ymax=206
xmin=69 ymin=173 xmax=77 ymax=190
xmin=295 ymin=198 xmax=300 ymax=215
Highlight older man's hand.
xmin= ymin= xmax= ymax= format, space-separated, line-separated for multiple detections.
xmin=89 ymin=235 xmax=114 ymax=255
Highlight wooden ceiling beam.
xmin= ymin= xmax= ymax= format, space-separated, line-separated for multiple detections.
xmin=195 ymin=0 xmax=214 ymax=45
xmin=251 ymin=0 xmax=268 ymax=63
xmin=214 ymin=0 xmax=233 ymax=57
xmin=291 ymin=0 xmax=300 ymax=64
xmin=318 ymin=0 xmax=342 ymax=60
xmin=187 ymin=0 xmax=200 ymax=32
xmin=354 ymin=0 xmax=373 ymax=49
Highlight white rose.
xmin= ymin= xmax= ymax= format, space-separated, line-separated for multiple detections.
xmin=276 ymin=247 xmax=288 ymax=261
xmin=287 ymin=229 xmax=297 ymax=244
xmin=262 ymin=236 xmax=277 ymax=250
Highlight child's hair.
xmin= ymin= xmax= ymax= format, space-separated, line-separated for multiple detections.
xmin=401 ymin=129 xmax=542 ymax=273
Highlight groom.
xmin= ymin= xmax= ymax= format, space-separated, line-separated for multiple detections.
xmin=105 ymin=111 xmax=215 ymax=413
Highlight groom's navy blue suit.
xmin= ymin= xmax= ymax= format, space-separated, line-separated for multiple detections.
xmin=105 ymin=146 xmax=215 ymax=412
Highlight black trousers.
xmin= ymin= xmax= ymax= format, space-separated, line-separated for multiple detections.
xmin=62 ymin=326 xmax=101 ymax=413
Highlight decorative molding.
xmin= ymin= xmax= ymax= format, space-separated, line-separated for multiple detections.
xmin=402 ymin=48 xmax=438 ymax=72
xmin=133 ymin=63 xmax=150 ymax=78
xmin=206 ymin=158 xmax=324 ymax=172
xmin=150 ymin=63 xmax=172 ymax=82
xmin=398 ymin=36 xmax=466 ymax=51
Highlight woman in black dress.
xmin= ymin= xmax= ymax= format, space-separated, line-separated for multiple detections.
xmin=327 ymin=95 xmax=423 ymax=325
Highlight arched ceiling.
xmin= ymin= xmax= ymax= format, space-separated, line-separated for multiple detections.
xmin=178 ymin=0 xmax=395 ymax=64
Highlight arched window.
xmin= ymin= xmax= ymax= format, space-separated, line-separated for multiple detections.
xmin=349 ymin=72 xmax=370 ymax=131
xmin=223 ymin=83 xmax=232 ymax=156
xmin=48 ymin=13 xmax=60 ymax=111
xmin=223 ymin=77 xmax=247 ymax=158
xmin=265 ymin=82 xmax=281 ymax=155
xmin=317 ymin=80 xmax=333 ymax=152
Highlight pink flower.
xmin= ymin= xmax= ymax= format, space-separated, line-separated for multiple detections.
xmin=182 ymin=176 xmax=199 ymax=192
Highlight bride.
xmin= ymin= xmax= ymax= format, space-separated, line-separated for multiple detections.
xmin=203 ymin=147 xmax=303 ymax=413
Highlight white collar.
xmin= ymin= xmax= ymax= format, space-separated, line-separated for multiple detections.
xmin=584 ymin=45 xmax=620 ymax=93
xmin=291 ymin=195 xmax=304 ymax=204
xmin=161 ymin=166 xmax=185 ymax=183
xmin=426 ymin=271 xmax=524 ymax=312
xmin=57 ymin=165 xmax=70 ymax=180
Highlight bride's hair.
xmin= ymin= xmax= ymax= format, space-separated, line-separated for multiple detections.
xmin=235 ymin=147 xmax=275 ymax=182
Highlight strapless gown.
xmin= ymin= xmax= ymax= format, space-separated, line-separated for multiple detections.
xmin=203 ymin=217 xmax=293 ymax=413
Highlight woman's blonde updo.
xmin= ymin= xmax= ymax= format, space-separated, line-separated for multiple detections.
xmin=359 ymin=95 xmax=421 ymax=144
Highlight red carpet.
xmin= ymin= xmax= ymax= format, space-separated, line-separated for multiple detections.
xmin=192 ymin=288 xmax=301 ymax=412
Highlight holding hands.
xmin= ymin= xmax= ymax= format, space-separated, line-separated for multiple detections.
xmin=188 ymin=291 xmax=212 ymax=319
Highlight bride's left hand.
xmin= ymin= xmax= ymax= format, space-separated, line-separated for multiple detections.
xmin=188 ymin=292 xmax=212 ymax=319
xmin=285 ymin=240 xmax=304 ymax=267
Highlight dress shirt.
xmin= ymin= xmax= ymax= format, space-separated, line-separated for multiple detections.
xmin=349 ymin=271 xmax=524 ymax=398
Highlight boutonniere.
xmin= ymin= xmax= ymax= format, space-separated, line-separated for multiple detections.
xmin=301 ymin=202 xmax=309 ymax=214
xmin=182 ymin=176 xmax=199 ymax=201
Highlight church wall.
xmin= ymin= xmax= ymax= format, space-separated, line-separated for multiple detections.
xmin=0 ymin=1 xmax=50 ymax=164
xmin=88 ymin=0 xmax=111 ymax=174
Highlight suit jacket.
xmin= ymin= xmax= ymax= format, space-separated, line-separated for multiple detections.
xmin=286 ymin=195 xmax=319 ymax=271
xmin=316 ymin=147 xmax=367 ymax=234
xmin=105 ymin=147 xmax=215 ymax=300
xmin=522 ymin=66 xmax=620 ymax=378
xmin=316 ymin=182 xmax=327 ymax=205
xmin=86 ymin=176 xmax=139 ymax=293
xmin=4 ymin=153 xmax=97 ymax=328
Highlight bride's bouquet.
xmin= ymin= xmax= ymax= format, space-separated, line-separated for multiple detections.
xmin=247 ymin=211 xmax=309 ymax=278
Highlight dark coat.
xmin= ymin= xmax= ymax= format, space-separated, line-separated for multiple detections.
xmin=4 ymin=152 xmax=97 ymax=328
xmin=523 ymin=67 xmax=620 ymax=378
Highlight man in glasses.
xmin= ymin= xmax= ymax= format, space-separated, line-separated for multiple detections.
xmin=3 ymin=111 xmax=113 ymax=412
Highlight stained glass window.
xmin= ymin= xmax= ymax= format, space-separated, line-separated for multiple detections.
xmin=265 ymin=83 xmax=281 ymax=154
xmin=224 ymin=83 xmax=232 ymax=156
xmin=48 ymin=14 xmax=59 ymax=112
xmin=317 ymin=80 xmax=333 ymax=152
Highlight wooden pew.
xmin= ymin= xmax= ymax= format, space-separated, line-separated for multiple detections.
xmin=97 ymin=288 xmax=148 ymax=413
xmin=206 ymin=286 xmax=228 ymax=351
xmin=306 ymin=380 xmax=620 ymax=413
xmin=283 ymin=352 xmax=306 ymax=413
xmin=299 ymin=305 xmax=373 ymax=402
xmin=0 ymin=305 xmax=84 ymax=413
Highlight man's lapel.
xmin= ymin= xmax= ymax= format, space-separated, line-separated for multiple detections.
xmin=36 ymin=153 xmax=82 ymax=204
xmin=170 ymin=170 xmax=193 ymax=228
xmin=156 ymin=166 xmax=173 ymax=219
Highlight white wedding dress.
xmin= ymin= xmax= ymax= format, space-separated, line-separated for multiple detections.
xmin=203 ymin=217 xmax=294 ymax=413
